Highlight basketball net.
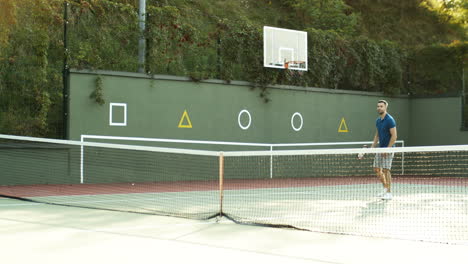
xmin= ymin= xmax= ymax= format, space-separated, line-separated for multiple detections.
xmin=285 ymin=61 xmax=305 ymax=83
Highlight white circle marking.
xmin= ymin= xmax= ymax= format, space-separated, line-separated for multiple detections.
xmin=238 ymin=110 xmax=252 ymax=130
xmin=291 ymin=112 xmax=303 ymax=131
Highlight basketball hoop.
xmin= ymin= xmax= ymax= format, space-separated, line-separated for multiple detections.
xmin=285 ymin=65 xmax=305 ymax=84
xmin=284 ymin=61 xmax=306 ymax=70
xmin=286 ymin=68 xmax=304 ymax=78
xmin=263 ymin=26 xmax=308 ymax=71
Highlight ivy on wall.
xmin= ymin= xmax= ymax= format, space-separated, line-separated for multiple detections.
xmin=0 ymin=0 xmax=466 ymax=137
xmin=90 ymin=76 xmax=105 ymax=106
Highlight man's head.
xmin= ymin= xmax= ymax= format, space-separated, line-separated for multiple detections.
xmin=377 ymin=100 xmax=388 ymax=115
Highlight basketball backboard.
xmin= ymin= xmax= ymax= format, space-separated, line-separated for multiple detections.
xmin=263 ymin=26 xmax=308 ymax=71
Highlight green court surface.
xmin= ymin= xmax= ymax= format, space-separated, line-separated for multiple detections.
xmin=1 ymin=196 xmax=468 ymax=264
xmin=225 ymin=183 xmax=468 ymax=243
xmin=2 ymin=181 xmax=467 ymax=245
xmin=1 ymin=135 xmax=467 ymax=263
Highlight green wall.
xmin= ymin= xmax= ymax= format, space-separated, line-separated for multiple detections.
xmin=409 ymin=97 xmax=468 ymax=146
xmin=0 ymin=145 xmax=77 ymax=185
xmin=69 ymin=70 xmax=411 ymax=147
xmin=2 ymin=71 xmax=467 ymax=187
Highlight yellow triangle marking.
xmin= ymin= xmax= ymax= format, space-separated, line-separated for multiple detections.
xmin=178 ymin=110 xmax=193 ymax=128
xmin=338 ymin=117 xmax=349 ymax=133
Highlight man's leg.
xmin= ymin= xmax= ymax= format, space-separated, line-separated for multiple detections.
xmin=381 ymin=169 xmax=393 ymax=200
xmin=374 ymin=167 xmax=387 ymax=197
xmin=374 ymin=167 xmax=386 ymax=187
xmin=373 ymin=154 xmax=387 ymax=187
xmin=374 ymin=153 xmax=388 ymax=197
xmin=383 ymin=169 xmax=392 ymax=192
xmin=381 ymin=153 xmax=394 ymax=200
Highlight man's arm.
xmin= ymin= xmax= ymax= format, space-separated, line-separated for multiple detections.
xmin=387 ymin=127 xmax=397 ymax=147
xmin=371 ymin=130 xmax=379 ymax=148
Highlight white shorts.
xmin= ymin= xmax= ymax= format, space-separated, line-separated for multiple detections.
xmin=373 ymin=153 xmax=394 ymax=170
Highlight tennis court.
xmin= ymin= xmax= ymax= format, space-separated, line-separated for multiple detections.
xmin=1 ymin=196 xmax=468 ymax=264
xmin=1 ymin=134 xmax=468 ymax=263
xmin=2 ymin=177 xmax=467 ymax=244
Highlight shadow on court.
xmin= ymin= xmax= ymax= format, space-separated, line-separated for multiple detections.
xmin=356 ymin=200 xmax=388 ymax=219
xmin=1 ymin=197 xmax=468 ymax=264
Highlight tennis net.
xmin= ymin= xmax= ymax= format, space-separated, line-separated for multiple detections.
xmin=1 ymin=134 xmax=467 ymax=244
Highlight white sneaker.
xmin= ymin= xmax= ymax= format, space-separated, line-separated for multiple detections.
xmin=382 ymin=192 xmax=393 ymax=200
xmin=376 ymin=188 xmax=387 ymax=198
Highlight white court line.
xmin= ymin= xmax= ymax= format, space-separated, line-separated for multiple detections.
xmin=0 ymin=183 xmax=383 ymax=207
xmin=0 ymin=188 xmax=370 ymax=207
xmin=1 ymin=183 xmax=458 ymax=208
xmin=0 ymin=203 xmax=47 ymax=207
xmin=0 ymin=216 xmax=218 ymax=242
xmin=0 ymin=195 xmax=343 ymax=208
xmin=0 ymin=212 xmax=216 ymax=231
xmin=98 ymin=221 xmax=218 ymax=232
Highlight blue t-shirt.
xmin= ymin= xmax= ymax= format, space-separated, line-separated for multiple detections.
xmin=376 ymin=113 xmax=396 ymax=148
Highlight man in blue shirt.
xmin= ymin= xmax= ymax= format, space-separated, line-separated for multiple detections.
xmin=371 ymin=100 xmax=397 ymax=200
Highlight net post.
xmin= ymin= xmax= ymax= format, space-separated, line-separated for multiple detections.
xmin=401 ymin=141 xmax=405 ymax=175
xmin=80 ymin=135 xmax=84 ymax=184
xmin=269 ymin=145 xmax=273 ymax=179
xmin=219 ymin=152 xmax=224 ymax=217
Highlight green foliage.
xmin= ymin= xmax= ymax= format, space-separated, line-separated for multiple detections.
xmin=0 ymin=0 xmax=59 ymax=136
xmin=347 ymin=37 xmax=386 ymax=92
xmin=145 ymin=5 xmax=217 ymax=79
xmin=90 ymin=76 xmax=105 ymax=105
xmin=379 ymin=41 xmax=404 ymax=95
xmin=0 ymin=0 xmax=466 ymax=137
xmin=306 ymin=29 xmax=347 ymax=88
xmin=270 ymin=29 xmax=404 ymax=94
xmin=421 ymin=0 xmax=468 ymax=31
xmin=284 ymin=0 xmax=360 ymax=35
xmin=349 ymin=0 xmax=466 ymax=45
xmin=0 ymin=0 xmax=17 ymax=47
xmin=68 ymin=0 xmax=140 ymax=71
xmin=407 ymin=41 xmax=466 ymax=95
xmin=464 ymin=93 xmax=468 ymax=130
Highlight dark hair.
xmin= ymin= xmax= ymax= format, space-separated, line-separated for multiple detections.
xmin=378 ymin=100 xmax=388 ymax=107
